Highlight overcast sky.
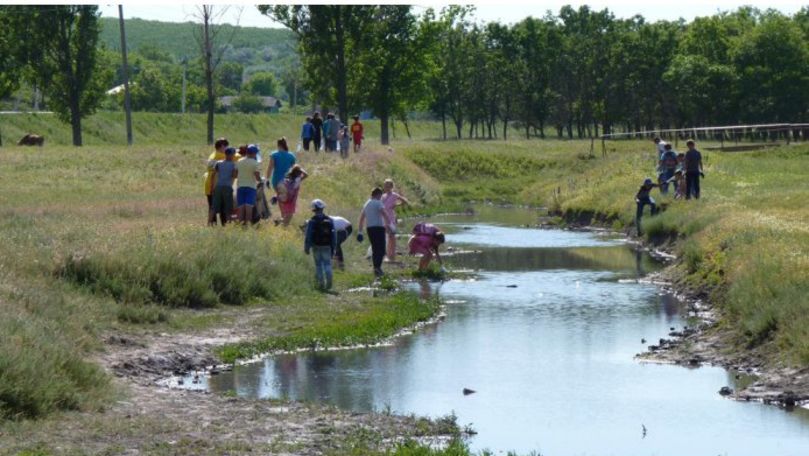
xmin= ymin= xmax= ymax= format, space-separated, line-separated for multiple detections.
xmin=99 ymin=1 xmax=806 ymax=28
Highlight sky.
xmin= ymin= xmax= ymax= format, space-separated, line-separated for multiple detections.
xmin=98 ymin=1 xmax=806 ymax=28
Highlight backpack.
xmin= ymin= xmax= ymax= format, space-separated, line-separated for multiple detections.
xmin=311 ymin=215 xmax=335 ymax=246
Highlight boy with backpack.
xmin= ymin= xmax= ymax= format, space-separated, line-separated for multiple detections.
xmin=304 ymin=199 xmax=337 ymax=291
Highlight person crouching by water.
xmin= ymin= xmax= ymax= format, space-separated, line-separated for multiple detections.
xmin=329 ymin=215 xmax=352 ymax=269
xmin=277 ymin=165 xmax=308 ymax=226
xmin=304 ymin=199 xmax=337 ymax=291
xmin=635 ymin=178 xmax=660 ymax=236
xmin=357 ymin=187 xmax=392 ymax=278
xmin=408 ymin=222 xmax=446 ymax=272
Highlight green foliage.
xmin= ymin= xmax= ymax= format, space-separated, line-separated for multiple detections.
xmin=217 ymin=61 xmax=244 ymax=92
xmin=243 ymin=71 xmax=278 ymax=96
xmin=231 ymin=93 xmax=266 ymax=113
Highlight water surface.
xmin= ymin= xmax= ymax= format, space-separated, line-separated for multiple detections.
xmin=188 ymin=207 xmax=809 ymax=455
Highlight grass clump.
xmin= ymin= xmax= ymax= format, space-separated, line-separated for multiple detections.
xmin=217 ymin=293 xmax=439 ymax=363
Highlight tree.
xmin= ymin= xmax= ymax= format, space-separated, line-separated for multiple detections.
xmin=260 ymin=5 xmax=374 ymax=123
xmin=11 ymin=6 xmax=110 ymax=146
xmin=0 ymin=9 xmax=22 ymax=146
xmin=232 ymin=94 xmax=265 ymax=113
xmin=218 ymin=61 xmax=244 ymax=92
xmin=243 ymin=71 xmax=278 ymax=96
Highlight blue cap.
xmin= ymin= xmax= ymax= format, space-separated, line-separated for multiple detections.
xmin=247 ymin=144 xmax=260 ymax=155
xmin=643 ymin=178 xmax=653 ymax=186
xmin=225 ymin=147 xmax=236 ymax=155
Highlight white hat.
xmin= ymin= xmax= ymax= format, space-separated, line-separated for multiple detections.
xmin=310 ymin=199 xmax=326 ymax=211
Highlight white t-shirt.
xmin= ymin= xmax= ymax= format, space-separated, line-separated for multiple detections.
xmin=331 ymin=216 xmax=351 ymax=231
xmin=656 ymin=140 xmax=668 ymax=157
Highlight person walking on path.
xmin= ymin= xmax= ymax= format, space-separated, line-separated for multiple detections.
xmin=212 ymin=147 xmax=238 ymax=226
xmin=300 ymin=117 xmax=314 ymax=152
xmin=304 ymin=199 xmax=337 ymax=291
xmin=635 ymin=178 xmax=660 ymax=236
xmin=326 ymin=113 xmax=341 ymax=152
xmin=277 ymin=165 xmax=308 ymax=226
xmin=323 ymin=114 xmax=332 ymax=151
xmin=351 ymin=115 xmax=364 ymax=153
xmin=204 ymin=137 xmax=229 ymax=225
xmin=311 ymin=111 xmax=323 ymax=152
xmin=357 ymin=187 xmax=392 ymax=278
xmin=236 ymin=144 xmax=261 ymax=225
xmin=338 ymin=125 xmax=350 ymax=159
xmin=266 ymin=137 xmax=296 ymax=197
xmin=381 ymin=179 xmax=411 ymax=262
xmin=330 ymin=215 xmax=352 ymax=269
xmin=408 ymin=222 xmax=446 ymax=272
xmin=684 ymin=139 xmax=704 ymax=200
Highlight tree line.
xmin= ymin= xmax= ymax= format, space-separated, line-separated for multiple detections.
xmin=263 ymin=5 xmax=809 ymax=144
xmin=1 ymin=5 xmax=808 ymax=146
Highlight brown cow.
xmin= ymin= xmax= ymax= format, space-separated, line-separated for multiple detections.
xmin=18 ymin=134 xmax=45 ymax=146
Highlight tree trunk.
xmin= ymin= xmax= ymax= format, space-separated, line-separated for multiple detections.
xmin=334 ymin=8 xmax=348 ymax=124
xmin=502 ymin=118 xmax=508 ymax=141
xmin=71 ymin=104 xmax=83 ymax=146
xmin=539 ymin=120 xmax=545 ymax=139
xmin=455 ymin=119 xmax=462 ymax=140
xmin=119 ymin=5 xmax=133 ymax=146
xmin=441 ymin=113 xmax=447 ymax=140
xmin=525 ymin=123 xmax=530 ymax=139
xmin=203 ymin=8 xmax=215 ymax=145
xmin=402 ymin=117 xmax=412 ymax=139
xmin=380 ymin=112 xmax=389 ymax=145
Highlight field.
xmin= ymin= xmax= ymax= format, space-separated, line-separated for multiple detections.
xmin=0 ymin=111 xmax=808 ymax=454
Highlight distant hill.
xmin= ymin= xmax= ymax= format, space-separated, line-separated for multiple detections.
xmin=98 ymin=17 xmax=297 ymax=70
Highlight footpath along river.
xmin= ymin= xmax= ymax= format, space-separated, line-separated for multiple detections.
xmin=183 ymin=207 xmax=809 ymax=455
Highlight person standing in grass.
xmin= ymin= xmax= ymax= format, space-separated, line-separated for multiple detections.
xmin=236 ymin=145 xmax=261 ymax=225
xmin=212 ymin=147 xmax=238 ymax=226
xmin=301 ymin=116 xmax=314 ymax=152
xmin=684 ymin=139 xmax=704 ymax=200
xmin=351 ymin=115 xmax=364 ymax=152
xmin=326 ymin=113 xmax=341 ymax=152
xmin=323 ymin=113 xmax=333 ymax=151
xmin=408 ymin=222 xmax=446 ymax=272
xmin=266 ymin=137 xmax=296 ymax=200
xmin=381 ymin=179 xmax=411 ymax=262
xmin=659 ymin=144 xmax=678 ymax=194
xmin=311 ymin=111 xmax=324 ymax=152
xmin=277 ymin=165 xmax=308 ymax=226
xmin=357 ymin=187 xmax=392 ymax=277
xmin=304 ymin=199 xmax=337 ymax=291
xmin=338 ymin=125 xmax=350 ymax=159
xmin=329 ymin=215 xmax=352 ymax=269
xmin=204 ymin=137 xmax=229 ymax=225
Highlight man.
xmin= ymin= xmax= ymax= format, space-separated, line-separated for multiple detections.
xmin=311 ymin=111 xmax=323 ymax=152
xmin=304 ymin=199 xmax=337 ymax=291
xmin=357 ymin=187 xmax=392 ymax=278
xmin=684 ymin=139 xmax=704 ymax=200
xmin=326 ymin=113 xmax=341 ymax=152
xmin=350 ymin=115 xmax=364 ymax=152
xmin=330 ymin=215 xmax=352 ymax=269
xmin=236 ymin=144 xmax=261 ymax=225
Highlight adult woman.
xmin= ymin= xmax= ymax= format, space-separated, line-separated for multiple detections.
xmin=408 ymin=222 xmax=446 ymax=271
xmin=381 ymin=179 xmax=410 ymax=262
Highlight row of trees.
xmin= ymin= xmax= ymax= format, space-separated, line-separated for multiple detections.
xmin=265 ymin=5 xmax=809 ymax=143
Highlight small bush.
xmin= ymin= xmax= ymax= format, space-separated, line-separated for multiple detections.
xmin=117 ymin=304 xmax=170 ymax=324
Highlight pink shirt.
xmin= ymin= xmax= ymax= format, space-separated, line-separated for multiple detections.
xmin=381 ymin=191 xmax=401 ymax=223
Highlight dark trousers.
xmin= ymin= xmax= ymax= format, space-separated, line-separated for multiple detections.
xmin=335 ymin=226 xmax=352 ymax=263
xmin=660 ymin=169 xmax=675 ymax=194
xmin=313 ymin=136 xmax=322 ymax=152
xmin=302 ymin=138 xmax=311 ymax=151
xmin=367 ymin=227 xmax=386 ymax=272
xmin=686 ymin=172 xmax=701 ymax=200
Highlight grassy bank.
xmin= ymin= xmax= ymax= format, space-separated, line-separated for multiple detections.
xmin=399 ymin=139 xmax=809 ymax=365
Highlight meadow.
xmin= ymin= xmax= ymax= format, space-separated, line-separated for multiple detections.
xmin=0 ymin=111 xmax=807 ymax=455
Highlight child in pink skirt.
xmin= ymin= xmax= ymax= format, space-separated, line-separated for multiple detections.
xmin=408 ymin=222 xmax=446 ymax=271
xmin=277 ymin=164 xmax=308 ymax=226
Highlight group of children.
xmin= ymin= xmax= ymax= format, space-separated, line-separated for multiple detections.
xmin=300 ymin=112 xmax=364 ymax=158
xmin=203 ymin=130 xmax=446 ymax=292
xmin=635 ymin=137 xmax=705 ymax=234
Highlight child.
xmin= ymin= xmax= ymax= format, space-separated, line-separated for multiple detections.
xmin=212 ymin=147 xmax=238 ymax=226
xmin=330 ymin=215 xmax=352 ymax=269
xmin=351 ymin=115 xmax=364 ymax=152
xmin=204 ymin=137 xmax=229 ymax=225
xmin=236 ymin=144 xmax=261 ymax=225
xmin=381 ymin=179 xmax=411 ymax=262
xmin=659 ymin=144 xmax=678 ymax=194
xmin=408 ymin=222 xmax=446 ymax=272
xmin=635 ymin=178 xmax=660 ymax=235
xmin=304 ymin=199 xmax=337 ymax=291
xmin=277 ymin=164 xmax=308 ymax=226
xmin=357 ymin=187 xmax=392 ymax=277
xmin=339 ymin=125 xmax=350 ymax=159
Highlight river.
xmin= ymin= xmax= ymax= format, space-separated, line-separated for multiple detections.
xmin=181 ymin=206 xmax=809 ymax=455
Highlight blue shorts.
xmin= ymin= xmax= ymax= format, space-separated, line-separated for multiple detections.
xmin=237 ymin=187 xmax=257 ymax=206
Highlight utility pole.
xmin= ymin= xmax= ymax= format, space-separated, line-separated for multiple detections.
xmin=181 ymin=56 xmax=187 ymax=113
xmin=118 ymin=5 xmax=133 ymax=145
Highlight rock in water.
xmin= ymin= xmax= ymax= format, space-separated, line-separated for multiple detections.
xmin=718 ymin=386 xmax=733 ymax=396
xmin=462 ymin=388 xmax=476 ymax=395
